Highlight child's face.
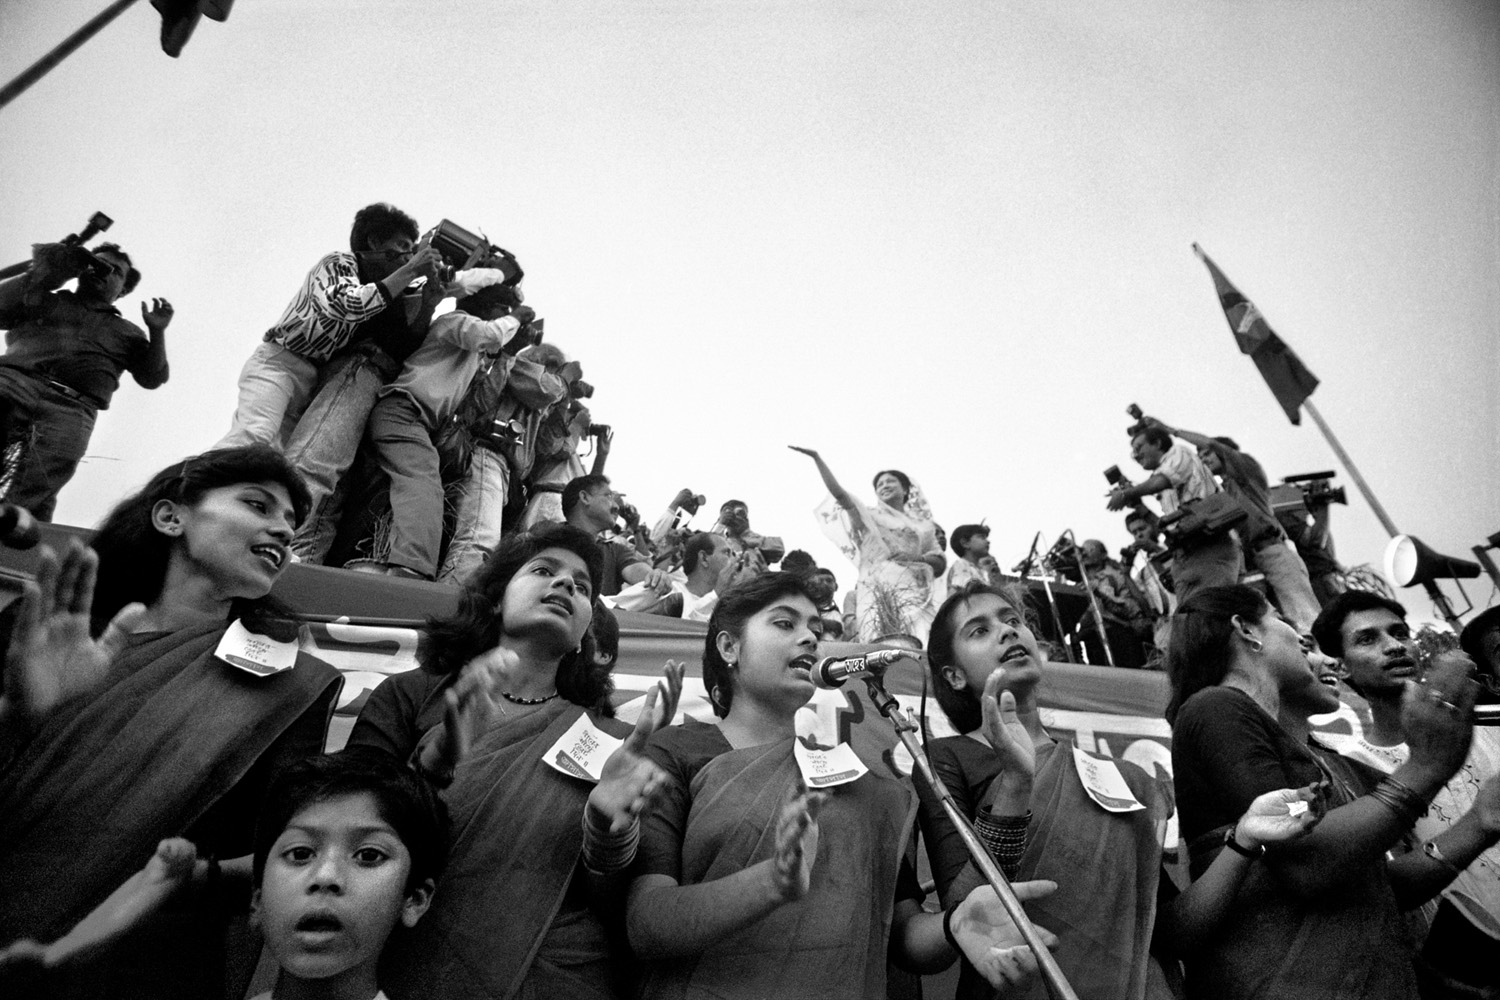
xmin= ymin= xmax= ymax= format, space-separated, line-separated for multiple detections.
xmin=252 ymin=792 xmax=433 ymax=988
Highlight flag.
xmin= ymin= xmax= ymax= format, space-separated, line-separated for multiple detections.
xmin=1192 ymin=243 xmax=1320 ymax=425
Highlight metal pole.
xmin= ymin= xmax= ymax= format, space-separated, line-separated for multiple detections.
xmin=861 ymin=677 xmax=1079 ymax=1000
xmin=1066 ymin=529 xmax=1116 ymax=667
xmin=1301 ymin=399 xmax=1400 ymax=538
xmin=0 ymin=0 xmax=143 ymax=111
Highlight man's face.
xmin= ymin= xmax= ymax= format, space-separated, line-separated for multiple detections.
xmin=1127 ymin=518 xmax=1158 ymax=549
xmin=704 ymin=534 xmax=733 ymax=578
xmin=963 ymin=532 xmax=990 ymax=559
xmin=80 ymin=251 xmax=130 ymax=303
xmin=719 ymin=503 xmax=749 ymax=535
xmin=1081 ymin=540 xmax=1107 ymax=569
xmin=1130 ymin=434 xmax=1164 ymax=472
xmin=578 ymin=485 xmax=619 ymax=533
xmin=807 ymin=570 xmax=838 ymax=605
xmin=1197 ymin=445 xmax=1225 ymax=476
xmin=356 ymin=233 xmax=416 ymax=283
xmin=1337 ymin=608 xmax=1419 ymax=696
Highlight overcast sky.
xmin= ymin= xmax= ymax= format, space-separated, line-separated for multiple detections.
xmin=3 ymin=0 xmax=1496 ymax=623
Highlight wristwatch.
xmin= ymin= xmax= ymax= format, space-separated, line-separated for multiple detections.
xmin=1223 ymin=823 xmax=1266 ymax=859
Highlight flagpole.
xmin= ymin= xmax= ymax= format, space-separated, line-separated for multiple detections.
xmin=1300 ymin=399 xmax=1400 ymax=538
xmin=0 ymin=0 xmax=143 ymax=112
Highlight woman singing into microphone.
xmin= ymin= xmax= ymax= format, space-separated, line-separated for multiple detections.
xmin=625 ymin=572 xmax=1059 ymax=1000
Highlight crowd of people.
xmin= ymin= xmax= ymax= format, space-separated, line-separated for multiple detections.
xmin=0 ymin=204 xmax=1498 ymax=1000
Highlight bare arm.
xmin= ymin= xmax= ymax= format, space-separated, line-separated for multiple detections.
xmin=787 ymin=446 xmax=861 ymax=512
xmin=1386 ymin=775 xmax=1500 ymax=909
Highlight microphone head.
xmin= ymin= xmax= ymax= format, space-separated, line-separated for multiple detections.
xmin=809 ymin=657 xmax=847 ymax=689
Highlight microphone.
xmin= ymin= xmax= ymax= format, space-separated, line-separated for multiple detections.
xmin=808 ymin=648 xmax=917 ymax=689
xmin=0 ymin=504 xmax=39 ymax=549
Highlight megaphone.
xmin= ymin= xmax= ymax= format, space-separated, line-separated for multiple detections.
xmin=1384 ymin=534 xmax=1481 ymax=588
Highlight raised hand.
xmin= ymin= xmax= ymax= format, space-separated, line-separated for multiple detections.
xmin=651 ymin=660 xmax=685 ymax=732
xmin=980 ymin=672 xmax=1035 ymax=780
xmin=590 ymin=684 xmax=671 ymax=833
xmin=1402 ymin=650 xmax=1478 ymax=780
xmin=770 ymin=781 xmax=827 ymax=902
xmin=2 ymin=542 xmax=143 ymax=729
xmin=1236 ymin=783 xmax=1325 ymax=845
xmin=951 ymin=880 xmax=1061 ymax=990
xmin=787 ymin=445 xmax=820 ymax=460
xmin=140 ymin=298 xmax=173 ymax=331
xmin=418 ymin=649 xmax=514 ymax=785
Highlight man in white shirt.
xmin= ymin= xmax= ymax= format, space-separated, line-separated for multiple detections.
xmin=1107 ymin=425 xmax=1241 ymax=604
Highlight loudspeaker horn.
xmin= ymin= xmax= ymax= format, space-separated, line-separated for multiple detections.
xmin=1384 ymin=534 xmax=1482 ymax=587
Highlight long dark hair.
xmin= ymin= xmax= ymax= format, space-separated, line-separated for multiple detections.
xmin=926 ymin=580 xmax=1033 ymax=734
xmin=89 ymin=446 xmax=311 ymax=636
xmin=702 ymin=572 xmax=817 ymax=719
xmin=1165 ymin=584 xmax=1271 ymax=724
xmin=420 ymin=523 xmax=613 ymax=715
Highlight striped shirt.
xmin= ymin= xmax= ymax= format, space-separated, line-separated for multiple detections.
xmin=261 ymin=251 xmax=389 ymax=362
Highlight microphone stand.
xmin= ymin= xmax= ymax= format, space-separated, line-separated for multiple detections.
xmin=859 ymin=674 xmax=1080 ymax=1000
xmin=1064 ymin=529 xmax=1116 ymax=668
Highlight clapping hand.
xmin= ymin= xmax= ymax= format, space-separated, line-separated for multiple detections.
xmin=951 ymin=881 xmax=1061 ymax=990
xmin=1236 ymin=783 xmax=1326 ymax=845
xmin=1 ymin=542 xmax=143 ymax=729
xmin=770 ymin=780 xmax=827 ymax=902
xmin=419 ymin=648 xmax=514 ymax=785
xmin=589 ymin=674 xmax=680 ymax=833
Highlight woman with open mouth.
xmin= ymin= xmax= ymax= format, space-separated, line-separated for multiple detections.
xmin=1168 ymin=584 xmax=1479 ymax=1000
xmin=0 ymin=445 xmax=343 ymax=998
xmin=347 ymin=521 xmax=683 ymax=1000
xmin=626 ymin=571 xmax=1062 ymax=999
xmin=920 ymin=580 xmax=1325 ymax=1000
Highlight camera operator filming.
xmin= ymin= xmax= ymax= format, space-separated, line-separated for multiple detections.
xmin=0 ymin=232 xmax=171 ymax=520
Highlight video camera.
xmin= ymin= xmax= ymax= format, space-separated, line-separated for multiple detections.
xmin=429 ymin=219 xmax=523 ymax=286
xmin=1157 ymin=494 xmax=1247 ymax=550
xmin=1270 ymin=472 xmax=1347 ymax=520
xmin=0 ymin=211 xmax=118 ymax=285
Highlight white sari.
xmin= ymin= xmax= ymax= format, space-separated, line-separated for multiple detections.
xmin=816 ymin=482 xmax=940 ymax=645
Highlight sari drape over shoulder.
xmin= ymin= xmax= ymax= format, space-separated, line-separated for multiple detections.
xmin=816 ymin=492 xmax=939 ymax=645
xmin=381 ymin=701 xmax=629 ymax=1000
xmin=640 ymin=738 xmax=917 ymax=1000
xmin=0 ymin=622 xmax=341 ymax=994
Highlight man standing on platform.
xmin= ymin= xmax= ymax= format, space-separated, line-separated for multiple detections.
xmin=712 ymin=499 xmax=784 ymax=578
xmin=0 ymin=241 xmax=170 ymax=519
xmin=562 ymin=473 xmax=673 ymax=598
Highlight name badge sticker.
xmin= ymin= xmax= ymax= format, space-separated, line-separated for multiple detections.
xmin=794 ymin=739 xmax=869 ymax=789
xmin=1071 ymin=745 xmax=1146 ymax=813
xmin=215 ymin=619 xmax=298 ymax=678
xmin=544 ymin=714 xmax=624 ymax=783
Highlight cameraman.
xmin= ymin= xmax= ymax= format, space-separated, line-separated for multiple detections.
xmin=0 ymin=241 xmax=170 ymax=519
xmin=1143 ymin=417 xmax=1321 ymax=630
xmin=437 ymin=342 xmax=573 ymax=584
xmin=1106 ymin=423 xmax=1241 ymax=605
xmin=518 ymin=400 xmax=609 ymax=530
xmin=711 ymin=499 xmax=785 ymax=577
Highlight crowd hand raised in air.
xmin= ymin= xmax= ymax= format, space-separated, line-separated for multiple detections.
xmin=1402 ymin=650 xmax=1479 ymax=782
xmin=588 ymin=661 xmax=685 ymax=832
xmin=0 ymin=838 xmax=198 ymax=972
xmin=140 ymin=298 xmax=173 ymax=331
xmin=0 ymin=541 xmax=144 ymax=731
xmin=770 ymin=781 xmax=828 ymax=902
xmin=950 ymin=880 xmax=1061 ymax=990
xmin=417 ymin=648 xmax=515 ymax=786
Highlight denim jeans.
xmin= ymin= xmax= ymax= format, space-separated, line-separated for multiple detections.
xmin=366 ymin=393 xmax=443 ymax=578
xmin=216 ymin=342 xmax=319 ymax=450
xmin=438 ymin=445 xmax=511 ymax=585
xmin=0 ymin=368 xmax=95 ymax=521
xmin=1253 ymin=538 xmax=1322 ymax=631
xmin=287 ymin=348 xmax=399 ymax=564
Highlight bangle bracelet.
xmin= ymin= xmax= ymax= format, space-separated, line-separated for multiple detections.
xmin=1369 ymin=776 xmax=1428 ymax=827
xmin=1222 ymin=823 xmax=1265 ymax=860
xmin=942 ymin=901 xmax=962 ymax=953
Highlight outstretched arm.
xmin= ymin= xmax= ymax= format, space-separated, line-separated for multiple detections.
xmin=788 ymin=446 xmax=860 ymax=512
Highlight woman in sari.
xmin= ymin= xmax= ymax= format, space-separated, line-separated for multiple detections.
xmin=0 ymin=446 xmax=342 ymax=998
xmin=627 ymin=572 xmax=1061 ymax=1000
xmin=920 ymin=580 xmax=1326 ymax=1000
xmin=1168 ymin=584 xmax=1478 ymax=1000
xmin=789 ymin=446 xmax=944 ymax=645
xmin=347 ymin=522 xmax=681 ymax=1000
